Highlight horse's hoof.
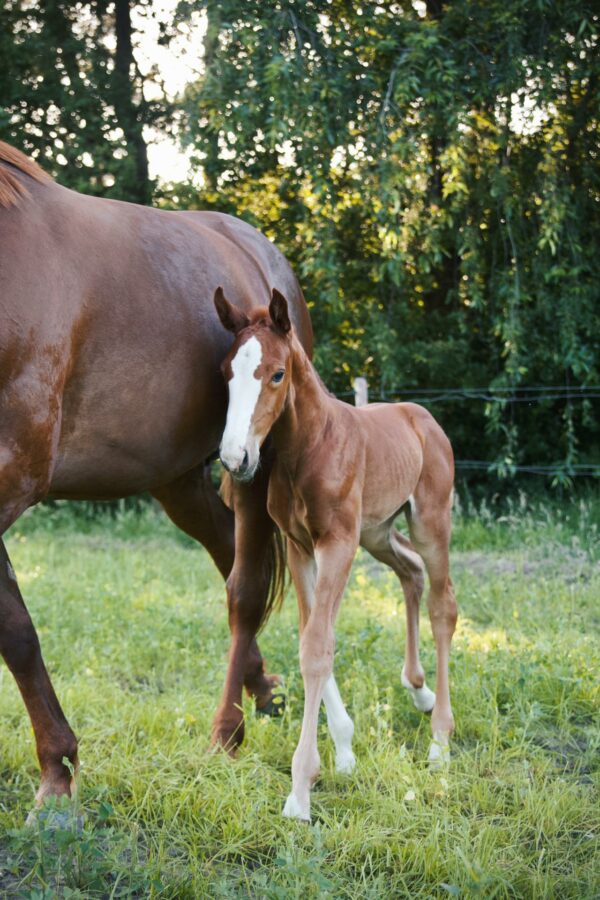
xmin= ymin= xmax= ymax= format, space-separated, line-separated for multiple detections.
xmin=282 ymin=792 xmax=310 ymax=822
xmin=256 ymin=691 xmax=286 ymax=718
xmin=209 ymin=730 xmax=242 ymax=756
xmin=26 ymin=806 xmax=85 ymax=832
xmin=210 ymin=714 xmax=245 ymax=754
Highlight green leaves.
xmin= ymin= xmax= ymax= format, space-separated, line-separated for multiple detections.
xmin=172 ymin=0 xmax=600 ymax=483
xmin=0 ymin=0 xmax=160 ymax=202
xmin=3 ymin=0 xmax=598 ymax=483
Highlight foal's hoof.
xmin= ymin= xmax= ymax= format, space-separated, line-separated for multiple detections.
xmin=335 ymin=749 xmax=356 ymax=775
xmin=282 ymin=792 xmax=310 ymax=822
xmin=428 ymin=731 xmax=450 ymax=769
xmin=256 ymin=691 xmax=286 ymax=719
xmin=401 ymin=669 xmax=436 ymax=713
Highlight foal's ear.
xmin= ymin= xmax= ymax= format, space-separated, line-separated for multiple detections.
xmin=269 ymin=288 xmax=291 ymax=334
xmin=214 ymin=287 xmax=250 ymax=334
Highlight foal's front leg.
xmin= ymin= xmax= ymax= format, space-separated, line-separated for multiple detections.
xmin=287 ymin=541 xmax=355 ymax=777
xmin=283 ymin=534 xmax=357 ymax=822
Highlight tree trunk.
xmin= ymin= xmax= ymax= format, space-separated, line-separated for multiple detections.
xmin=114 ymin=0 xmax=150 ymax=204
xmin=423 ymin=0 xmax=458 ymax=312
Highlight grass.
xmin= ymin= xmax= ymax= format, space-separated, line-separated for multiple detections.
xmin=0 ymin=493 xmax=599 ymax=898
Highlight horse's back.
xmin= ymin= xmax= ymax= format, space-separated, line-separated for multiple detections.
xmin=177 ymin=210 xmax=313 ymax=352
xmin=0 ymin=175 xmax=310 ymax=505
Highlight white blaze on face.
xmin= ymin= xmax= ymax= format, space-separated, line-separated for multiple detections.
xmin=220 ymin=335 xmax=263 ymax=471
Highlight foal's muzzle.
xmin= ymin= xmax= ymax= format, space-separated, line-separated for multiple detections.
xmin=220 ymin=450 xmax=254 ymax=482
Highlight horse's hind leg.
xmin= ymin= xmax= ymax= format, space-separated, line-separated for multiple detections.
xmin=153 ymin=462 xmax=281 ymax=744
xmin=407 ymin=492 xmax=457 ymax=766
xmin=0 ymin=539 xmax=78 ymax=805
xmin=0 ymin=400 xmax=77 ymax=806
xmin=361 ymin=524 xmax=435 ymax=713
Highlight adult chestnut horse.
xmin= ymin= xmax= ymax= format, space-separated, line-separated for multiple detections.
xmin=0 ymin=142 xmax=312 ymax=808
xmin=215 ymin=289 xmax=457 ymax=822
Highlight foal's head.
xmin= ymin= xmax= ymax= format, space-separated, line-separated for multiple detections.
xmin=214 ymin=286 xmax=292 ymax=481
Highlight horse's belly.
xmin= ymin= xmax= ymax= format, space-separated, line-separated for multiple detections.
xmin=49 ymin=378 xmax=226 ymax=500
xmin=48 ymin=444 xmax=201 ymax=500
xmin=48 ymin=430 xmax=215 ymax=500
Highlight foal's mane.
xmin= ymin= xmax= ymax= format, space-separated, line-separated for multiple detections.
xmin=0 ymin=141 xmax=52 ymax=209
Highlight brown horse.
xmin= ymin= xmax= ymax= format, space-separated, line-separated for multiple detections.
xmin=0 ymin=142 xmax=313 ymax=809
xmin=215 ymin=288 xmax=457 ymax=821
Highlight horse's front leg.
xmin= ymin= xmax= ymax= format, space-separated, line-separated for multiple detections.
xmin=0 ymin=409 xmax=76 ymax=810
xmin=153 ymin=462 xmax=280 ymax=727
xmin=210 ymin=459 xmax=283 ymax=751
xmin=0 ymin=539 xmax=78 ymax=806
xmin=283 ymin=532 xmax=357 ymax=822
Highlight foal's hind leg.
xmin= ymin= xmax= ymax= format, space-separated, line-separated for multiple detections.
xmin=361 ymin=524 xmax=435 ymax=713
xmin=408 ymin=494 xmax=457 ymax=766
xmin=0 ymin=540 xmax=78 ymax=805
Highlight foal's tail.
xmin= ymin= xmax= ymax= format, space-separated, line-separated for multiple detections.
xmin=220 ymin=470 xmax=287 ymax=630
xmin=260 ymin=525 xmax=287 ymax=631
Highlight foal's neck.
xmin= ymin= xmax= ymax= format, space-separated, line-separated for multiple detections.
xmin=272 ymin=335 xmax=333 ymax=463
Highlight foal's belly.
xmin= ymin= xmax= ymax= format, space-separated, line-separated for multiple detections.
xmin=360 ymin=422 xmax=423 ymax=527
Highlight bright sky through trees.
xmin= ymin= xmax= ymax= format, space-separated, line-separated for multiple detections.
xmin=134 ymin=0 xmax=206 ymax=182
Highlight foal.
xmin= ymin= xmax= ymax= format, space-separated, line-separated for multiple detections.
xmin=215 ymin=287 xmax=457 ymax=821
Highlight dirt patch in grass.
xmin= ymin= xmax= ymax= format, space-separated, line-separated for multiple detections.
xmin=358 ymin=542 xmax=593 ymax=584
xmin=453 ymin=544 xmax=592 ymax=582
xmin=532 ymin=730 xmax=599 ymax=785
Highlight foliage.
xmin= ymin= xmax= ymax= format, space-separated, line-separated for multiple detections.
xmin=0 ymin=501 xmax=598 ymax=895
xmin=172 ymin=0 xmax=600 ymax=478
xmin=0 ymin=1 xmax=598 ymax=484
xmin=0 ymin=0 xmax=167 ymax=202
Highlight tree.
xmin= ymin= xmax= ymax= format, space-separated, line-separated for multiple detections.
xmin=171 ymin=0 xmax=600 ymax=479
xmin=0 ymin=0 xmax=164 ymax=202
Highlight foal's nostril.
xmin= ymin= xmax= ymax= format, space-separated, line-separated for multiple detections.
xmin=242 ymin=450 xmax=249 ymax=469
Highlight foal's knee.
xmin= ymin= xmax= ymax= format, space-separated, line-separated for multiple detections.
xmin=299 ymin=626 xmax=334 ymax=680
xmin=401 ymin=567 xmax=425 ymax=603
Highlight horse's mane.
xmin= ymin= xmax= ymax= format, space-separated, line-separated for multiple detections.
xmin=0 ymin=141 xmax=52 ymax=208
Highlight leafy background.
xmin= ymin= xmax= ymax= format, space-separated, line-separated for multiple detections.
xmin=1 ymin=0 xmax=598 ymax=486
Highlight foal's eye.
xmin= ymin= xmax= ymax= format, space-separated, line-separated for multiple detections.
xmin=271 ymin=370 xmax=285 ymax=384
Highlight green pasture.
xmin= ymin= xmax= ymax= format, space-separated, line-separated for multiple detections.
xmin=0 ymin=496 xmax=598 ymax=898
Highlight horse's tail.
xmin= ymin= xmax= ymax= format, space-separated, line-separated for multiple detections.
xmin=220 ymin=469 xmax=287 ymax=630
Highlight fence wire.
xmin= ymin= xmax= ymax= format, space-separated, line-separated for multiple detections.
xmin=333 ymin=384 xmax=600 ymax=478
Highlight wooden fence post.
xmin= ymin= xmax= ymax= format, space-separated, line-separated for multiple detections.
xmin=353 ymin=376 xmax=368 ymax=407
